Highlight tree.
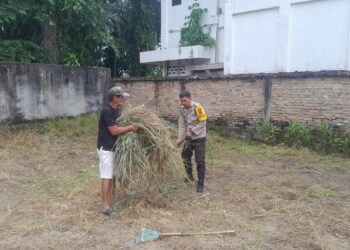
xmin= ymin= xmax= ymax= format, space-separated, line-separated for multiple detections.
xmin=0 ymin=0 xmax=113 ymax=66
xmin=0 ymin=0 xmax=160 ymax=76
xmin=0 ymin=0 xmax=49 ymax=62
xmin=104 ymin=0 xmax=160 ymax=77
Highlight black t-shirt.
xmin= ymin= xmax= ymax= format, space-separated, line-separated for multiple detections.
xmin=97 ymin=104 xmax=121 ymax=151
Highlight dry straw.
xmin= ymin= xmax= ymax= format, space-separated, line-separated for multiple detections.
xmin=114 ymin=105 xmax=186 ymax=204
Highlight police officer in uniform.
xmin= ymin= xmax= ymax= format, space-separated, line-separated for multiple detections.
xmin=176 ymin=90 xmax=207 ymax=192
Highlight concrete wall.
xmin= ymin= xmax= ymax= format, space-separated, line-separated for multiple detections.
xmin=114 ymin=71 xmax=350 ymax=133
xmin=0 ymin=62 xmax=111 ymax=124
xmin=225 ymin=0 xmax=350 ymax=74
xmin=148 ymin=0 xmax=350 ymax=75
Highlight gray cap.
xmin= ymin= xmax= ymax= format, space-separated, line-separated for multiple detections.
xmin=108 ymin=86 xmax=130 ymax=97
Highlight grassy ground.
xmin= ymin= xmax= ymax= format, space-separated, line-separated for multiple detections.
xmin=0 ymin=114 xmax=349 ymax=249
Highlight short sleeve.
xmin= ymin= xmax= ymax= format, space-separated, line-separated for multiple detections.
xmin=102 ymin=108 xmax=117 ymax=127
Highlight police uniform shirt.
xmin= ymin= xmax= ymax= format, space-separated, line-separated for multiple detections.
xmin=177 ymin=101 xmax=207 ymax=143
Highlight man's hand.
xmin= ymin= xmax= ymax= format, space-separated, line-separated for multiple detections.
xmin=185 ymin=132 xmax=192 ymax=140
xmin=129 ymin=125 xmax=138 ymax=132
xmin=176 ymin=141 xmax=183 ymax=148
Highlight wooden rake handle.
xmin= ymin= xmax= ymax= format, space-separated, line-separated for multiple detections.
xmin=160 ymin=230 xmax=236 ymax=237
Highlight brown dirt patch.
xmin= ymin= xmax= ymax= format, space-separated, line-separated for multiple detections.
xmin=0 ymin=125 xmax=349 ymax=249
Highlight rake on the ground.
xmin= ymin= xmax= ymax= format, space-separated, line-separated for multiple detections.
xmin=136 ymin=228 xmax=236 ymax=243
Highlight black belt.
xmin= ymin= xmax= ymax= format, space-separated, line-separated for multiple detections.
xmin=189 ymin=137 xmax=206 ymax=143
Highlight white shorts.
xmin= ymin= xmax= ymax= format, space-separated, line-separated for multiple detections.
xmin=97 ymin=148 xmax=115 ymax=179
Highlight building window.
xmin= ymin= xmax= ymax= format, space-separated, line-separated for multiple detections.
xmin=172 ymin=0 xmax=181 ymax=6
xmin=168 ymin=66 xmax=186 ymax=76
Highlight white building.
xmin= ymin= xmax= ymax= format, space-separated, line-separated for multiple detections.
xmin=140 ymin=0 xmax=350 ymax=76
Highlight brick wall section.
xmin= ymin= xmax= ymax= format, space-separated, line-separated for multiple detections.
xmin=118 ymin=81 xmax=157 ymax=107
xmin=271 ymin=77 xmax=350 ymax=129
xmin=114 ymin=71 xmax=350 ymax=132
xmin=186 ymin=79 xmax=264 ymax=118
xmin=115 ymin=78 xmax=265 ymax=129
xmin=157 ymin=81 xmax=182 ymax=119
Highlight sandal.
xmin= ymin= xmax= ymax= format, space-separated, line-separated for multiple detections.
xmin=102 ymin=208 xmax=112 ymax=216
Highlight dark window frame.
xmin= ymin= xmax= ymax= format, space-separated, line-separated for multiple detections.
xmin=172 ymin=0 xmax=181 ymax=6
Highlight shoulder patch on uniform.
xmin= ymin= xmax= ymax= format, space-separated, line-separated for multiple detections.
xmin=195 ymin=105 xmax=207 ymax=122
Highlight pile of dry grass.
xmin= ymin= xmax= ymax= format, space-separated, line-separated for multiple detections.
xmin=114 ymin=105 xmax=186 ymax=205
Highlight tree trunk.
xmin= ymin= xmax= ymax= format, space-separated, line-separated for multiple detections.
xmin=40 ymin=20 xmax=59 ymax=62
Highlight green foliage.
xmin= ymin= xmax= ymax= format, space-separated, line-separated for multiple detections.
xmin=255 ymin=121 xmax=350 ymax=155
xmin=309 ymin=187 xmax=339 ymax=198
xmin=256 ymin=121 xmax=281 ymax=145
xmin=0 ymin=1 xmax=33 ymax=25
xmin=58 ymin=0 xmax=114 ymax=66
xmin=0 ymin=40 xmax=50 ymax=63
xmin=0 ymin=0 xmax=161 ymax=76
xmin=311 ymin=124 xmax=335 ymax=152
xmin=333 ymin=131 xmax=350 ymax=154
xmin=179 ymin=1 xmax=215 ymax=48
xmin=40 ymin=114 xmax=98 ymax=138
xmin=105 ymin=0 xmax=160 ymax=77
xmin=343 ymin=131 xmax=350 ymax=153
xmin=0 ymin=0 xmax=113 ymax=66
xmin=63 ymin=53 xmax=80 ymax=66
xmin=284 ymin=121 xmax=311 ymax=148
xmin=146 ymin=65 xmax=163 ymax=77
xmin=208 ymin=123 xmax=235 ymax=138
xmin=209 ymin=124 xmax=226 ymax=134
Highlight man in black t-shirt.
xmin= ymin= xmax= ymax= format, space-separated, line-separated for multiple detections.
xmin=97 ymin=86 xmax=137 ymax=216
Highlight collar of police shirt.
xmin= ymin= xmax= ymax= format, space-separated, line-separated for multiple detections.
xmin=181 ymin=101 xmax=199 ymax=110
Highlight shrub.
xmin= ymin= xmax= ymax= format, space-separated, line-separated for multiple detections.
xmin=334 ymin=131 xmax=350 ymax=154
xmin=179 ymin=1 xmax=216 ymax=48
xmin=283 ymin=121 xmax=311 ymax=148
xmin=255 ymin=120 xmax=349 ymax=155
xmin=256 ymin=121 xmax=281 ymax=145
xmin=0 ymin=40 xmax=50 ymax=63
xmin=344 ymin=131 xmax=350 ymax=154
xmin=311 ymin=124 xmax=335 ymax=152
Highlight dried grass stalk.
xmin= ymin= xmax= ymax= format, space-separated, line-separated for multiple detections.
xmin=114 ymin=105 xmax=186 ymax=203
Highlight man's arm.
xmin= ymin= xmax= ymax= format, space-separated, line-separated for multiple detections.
xmin=108 ymin=125 xmax=137 ymax=136
xmin=190 ymin=120 xmax=206 ymax=136
xmin=177 ymin=111 xmax=186 ymax=147
xmin=102 ymin=108 xmax=137 ymax=136
xmin=191 ymin=105 xmax=207 ymax=136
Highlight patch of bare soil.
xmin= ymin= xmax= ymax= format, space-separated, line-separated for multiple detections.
xmin=0 ymin=128 xmax=349 ymax=249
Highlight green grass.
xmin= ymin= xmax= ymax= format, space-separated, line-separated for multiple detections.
xmin=29 ymin=166 xmax=97 ymax=199
xmin=241 ymin=223 xmax=263 ymax=233
xmin=39 ymin=114 xmax=99 ymax=138
xmin=3 ymin=114 xmax=349 ymax=175
xmin=206 ymin=132 xmax=236 ymax=165
xmin=0 ymin=230 xmax=17 ymax=240
xmin=206 ymin=131 xmax=349 ymax=172
xmin=26 ymin=217 xmax=45 ymax=234
xmin=3 ymin=113 xmax=99 ymax=139
xmin=309 ymin=187 xmax=339 ymax=198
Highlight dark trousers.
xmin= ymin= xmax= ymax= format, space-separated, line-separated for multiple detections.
xmin=182 ymin=138 xmax=206 ymax=184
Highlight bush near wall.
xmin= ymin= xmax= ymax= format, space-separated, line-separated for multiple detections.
xmin=256 ymin=121 xmax=350 ymax=155
xmin=284 ymin=121 xmax=311 ymax=148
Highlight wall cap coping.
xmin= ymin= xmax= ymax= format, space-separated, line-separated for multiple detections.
xmin=113 ymin=70 xmax=350 ymax=82
xmin=0 ymin=61 xmax=111 ymax=71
